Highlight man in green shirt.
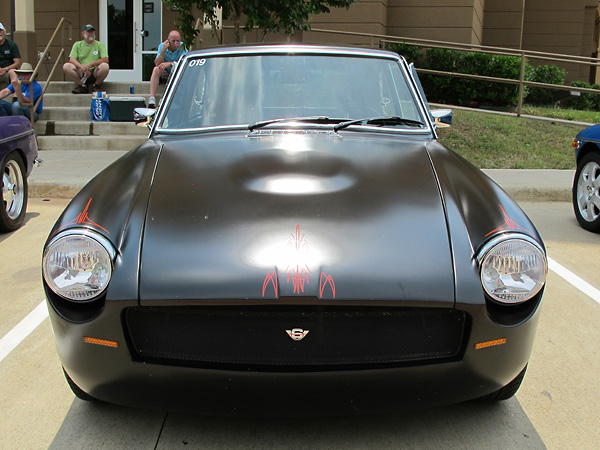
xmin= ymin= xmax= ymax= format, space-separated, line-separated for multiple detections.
xmin=63 ymin=24 xmax=110 ymax=94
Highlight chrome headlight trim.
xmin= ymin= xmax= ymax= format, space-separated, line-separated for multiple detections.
xmin=477 ymin=233 xmax=547 ymax=304
xmin=43 ymin=229 xmax=116 ymax=302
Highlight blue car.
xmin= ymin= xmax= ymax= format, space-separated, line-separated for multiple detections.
xmin=0 ymin=115 xmax=39 ymax=232
xmin=573 ymin=124 xmax=600 ymax=232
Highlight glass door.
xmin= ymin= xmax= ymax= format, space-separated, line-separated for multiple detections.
xmin=141 ymin=0 xmax=163 ymax=81
xmin=100 ymin=0 xmax=161 ymax=82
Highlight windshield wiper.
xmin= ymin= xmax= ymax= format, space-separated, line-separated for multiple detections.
xmin=333 ymin=116 xmax=424 ymax=132
xmin=248 ymin=116 xmax=343 ymax=132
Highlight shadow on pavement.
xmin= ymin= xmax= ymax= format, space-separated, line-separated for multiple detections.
xmin=48 ymin=398 xmax=545 ymax=449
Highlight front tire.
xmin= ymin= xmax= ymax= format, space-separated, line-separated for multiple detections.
xmin=478 ymin=365 xmax=527 ymax=402
xmin=0 ymin=152 xmax=28 ymax=232
xmin=63 ymin=368 xmax=97 ymax=402
xmin=573 ymin=152 xmax=600 ymax=232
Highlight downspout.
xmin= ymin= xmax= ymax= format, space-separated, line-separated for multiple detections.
xmin=10 ymin=0 xmax=16 ymax=38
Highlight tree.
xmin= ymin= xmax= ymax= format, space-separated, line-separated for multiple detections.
xmin=164 ymin=0 xmax=358 ymax=48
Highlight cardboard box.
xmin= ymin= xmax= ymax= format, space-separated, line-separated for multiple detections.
xmin=109 ymin=96 xmax=146 ymax=122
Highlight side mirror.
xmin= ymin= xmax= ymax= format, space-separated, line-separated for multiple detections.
xmin=431 ymin=109 xmax=452 ymax=127
xmin=134 ymin=108 xmax=157 ymax=128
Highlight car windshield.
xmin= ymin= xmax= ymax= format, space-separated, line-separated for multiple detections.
xmin=158 ymin=53 xmax=426 ymax=130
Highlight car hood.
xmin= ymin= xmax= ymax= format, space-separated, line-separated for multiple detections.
xmin=577 ymin=123 xmax=600 ymax=142
xmin=139 ymin=131 xmax=454 ymax=304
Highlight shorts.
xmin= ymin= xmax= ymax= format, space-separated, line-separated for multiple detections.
xmin=160 ymin=69 xmax=170 ymax=84
xmin=84 ymin=72 xmax=97 ymax=86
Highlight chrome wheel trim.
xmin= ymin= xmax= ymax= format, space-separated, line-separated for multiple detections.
xmin=2 ymin=159 xmax=25 ymax=220
xmin=576 ymin=160 xmax=600 ymax=223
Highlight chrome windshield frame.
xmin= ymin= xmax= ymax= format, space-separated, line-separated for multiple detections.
xmin=150 ymin=45 xmax=436 ymax=136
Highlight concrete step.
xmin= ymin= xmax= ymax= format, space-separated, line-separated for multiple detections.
xmin=38 ymin=135 xmax=147 ymax=151
xmin=41 ymin=106 xmax=150 ymax=121
xmin=40 ymin=109 xmax=151 ymax=125
xmin=34 ymin=81 xmax=156 ymax=152
xmin=41 ymin=93 xmax=152 ymax=107
xmin=40 ymin=106 xmax=91 ymax=121
xmin=93 ymin=121 xmax=150 ymax=136
xmin=42 ymin=81 xmax=154 ymax=95
xmin=35 ymin=120 xmax=149 ymax=136
xmin=35 ymin=120 xmax=91 ymax=136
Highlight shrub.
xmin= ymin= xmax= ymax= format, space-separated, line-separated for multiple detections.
xmin=525 ymin=64 xmax=567 ymax=106
xmin=567 ymin=81 xmax=600 ymax=111
xmin=386 ymin=43 xmax=421 ymax=64
xmin=387 ymin=45 xmax=570 ymax=109
xmin=419 ymin=49 xmax=522 ymax=106
xmin=419 ymin=48 xmax=459 ymax=103
xmin=481 ymin=54 xmax=523 ymax=105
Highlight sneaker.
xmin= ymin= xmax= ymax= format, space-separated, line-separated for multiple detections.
xmin=72 ymin=85 xmax=88 ymax=94
xmin=148 ymin=97 xmax=156 ymax=108
xmin=92 ymin=84 xmax=100 ymax=93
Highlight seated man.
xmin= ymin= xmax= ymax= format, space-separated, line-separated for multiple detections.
xmin=0 ymin=22 xmax=21 ymax=90
xmin=0 ymin=62 xmax=43 ymax=121
xmin=148 ymin=30 xmax=187 ymax=108
xmin=63 ymin=24 xmax=109 ymax=94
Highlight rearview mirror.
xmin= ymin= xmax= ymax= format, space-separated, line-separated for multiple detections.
xmin=134 ymin=108 xmax=157 ymax=128
xmin=431 ymin=109 xmax=452 ymax=127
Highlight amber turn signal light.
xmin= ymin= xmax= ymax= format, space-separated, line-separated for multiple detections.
xmin=474 ymin=337 xmax=507 ymax=350
xmin=84 ymin=336 xmax=119 ymax=348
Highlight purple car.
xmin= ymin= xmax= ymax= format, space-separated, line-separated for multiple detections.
xmin=0 ymin=116 xmax=39 ymax=232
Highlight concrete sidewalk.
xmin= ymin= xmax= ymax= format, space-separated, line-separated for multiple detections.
xmin=28 ymin=150 xmax=575 ymax=202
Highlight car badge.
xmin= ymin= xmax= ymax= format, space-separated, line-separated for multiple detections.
xmin=286 ymin=328 xmax=309 ymax=341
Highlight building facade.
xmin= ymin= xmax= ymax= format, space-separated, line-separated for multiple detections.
xmin=0 ymin=0 xmax=598 ymax=83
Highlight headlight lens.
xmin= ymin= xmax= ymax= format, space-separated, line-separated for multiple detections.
xmin=479 ymin=235 xmax=547 ymax=304
xmin=43 ymin=231 xmax=115 ymax=301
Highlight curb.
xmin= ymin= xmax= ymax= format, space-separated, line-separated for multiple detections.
xmin=29 ymin=170 xmax=576 ymax=203
xmin=501 ymin=186 xmax=571 ymax=202
xmin=30 ymin=183 xmax=85 ymax=200
xmin=482 ymin=169 xmax=574 ymax=203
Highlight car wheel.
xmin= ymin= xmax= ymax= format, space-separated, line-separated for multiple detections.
xmin=573 ymin=152 xmax=600 ymax=232
xmin=0 ymin=152 xmax=28 ymax=232
xmin=478 ymin=365 xmax=527 ymax=402
xmin=63 ymin=368 xmax=97 ymax=402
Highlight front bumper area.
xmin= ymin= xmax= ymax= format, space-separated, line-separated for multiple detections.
xmin=47 ymin=299 xmax=541 ymax=416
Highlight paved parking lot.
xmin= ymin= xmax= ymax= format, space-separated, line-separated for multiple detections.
xmin=1 ymin=199 xmax=598 ymax=449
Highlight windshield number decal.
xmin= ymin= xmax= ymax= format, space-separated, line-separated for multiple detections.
xmin=189 ymin=59 xmax=206 ymax=67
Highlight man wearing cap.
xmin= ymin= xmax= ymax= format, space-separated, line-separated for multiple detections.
xmin=63 ymin=24 xmax=109 ymax=94
xmin=0 ymin=62 xmax=43 ymax=121
xmin=0 ymin=22 xmax=22 ymax=90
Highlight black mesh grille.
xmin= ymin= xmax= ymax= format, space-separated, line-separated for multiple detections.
xmin=125 ymin=306 xmax=468 ymax=371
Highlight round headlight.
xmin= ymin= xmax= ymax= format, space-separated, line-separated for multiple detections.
xmin=43 ymin=231 xmax=115 ymax=301
xmin=479 ymin=235 xmax=547 ymax=304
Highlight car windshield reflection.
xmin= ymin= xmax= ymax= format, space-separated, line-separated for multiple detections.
xmin=159 ymin=54 xmax=425 ymax=130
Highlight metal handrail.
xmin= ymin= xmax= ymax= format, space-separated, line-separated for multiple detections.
xmin=306 ymin=28 xmax=600 ymax=117
xmin=19 ymin=17 xmax=72 ymax=126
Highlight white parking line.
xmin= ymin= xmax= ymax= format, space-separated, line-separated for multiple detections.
xmin=0 ymin=301 xmax=49 ymax=363
xmin=548 ymin=257 xmax=600 ymax=305
xmin=0 ymin=257 xmax=598 ymax=364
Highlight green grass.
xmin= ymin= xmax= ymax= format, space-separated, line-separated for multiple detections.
xmin=521 ymin=106 xmax=600 ymax=124
xmin=436 ymin=109 xmax=583 ymax=169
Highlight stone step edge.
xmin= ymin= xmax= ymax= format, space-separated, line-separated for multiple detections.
xmin=35 ymin=121 xmax=148 ymax=135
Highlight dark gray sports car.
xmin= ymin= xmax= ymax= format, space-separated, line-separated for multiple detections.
xmin=42 ymin=45 xmax=547 ymax=415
